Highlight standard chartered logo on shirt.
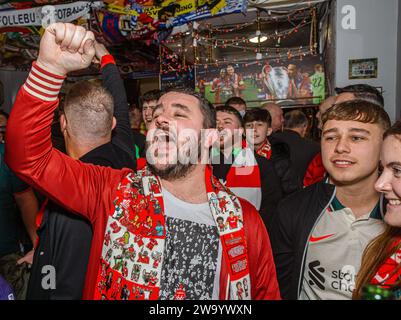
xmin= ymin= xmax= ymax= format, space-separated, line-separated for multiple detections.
xmin=331 ymin=265 xmax=356 ymax=294
xmin=309 ymin=261 xmax=356 ymax=295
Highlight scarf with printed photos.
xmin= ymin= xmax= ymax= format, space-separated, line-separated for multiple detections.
xmin=256 ymin=139 xmax=272 ymax=160
xmin=94 ymin=165 xmax=251 ymax=300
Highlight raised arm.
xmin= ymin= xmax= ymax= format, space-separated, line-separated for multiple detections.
xmin=94 ymin=42 xmax=135 ymax=164
xmin=5 ymin=23 xmax=127 ymax=223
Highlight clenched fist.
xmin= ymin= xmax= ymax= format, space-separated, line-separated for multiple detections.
xmin=36 ymin=23 xmax=95 ymax=76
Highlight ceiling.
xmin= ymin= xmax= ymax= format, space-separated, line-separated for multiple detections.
xmin=164 ymin=0 xmax=330 ymax=65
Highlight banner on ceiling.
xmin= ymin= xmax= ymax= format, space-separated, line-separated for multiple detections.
xmin=0 ymin=1 xmax=103 ymax=28
xmin=106 ymin=0 xmax=247 ymax=32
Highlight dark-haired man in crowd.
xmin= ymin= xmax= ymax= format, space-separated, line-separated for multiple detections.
xmin=26 ymin=41 xmax=136 ymax=300
xmin=225 ymin=96 xmax=247 ymax=118
xmin=141 ymin=89 xmax=162 ymax=130
xmin=132 ymin=90 xmax=162 ymax=162
xmin=6 ymin=23 xmax=280 ymax=300
xmin=335 ymin=84 xmax=384 ymax=107
xmin=274 ymin=110 xmax=320 ymax=185
xmin=129 ymin=102 xmax=146 ymax=159
xmin=254 ymin=105 xmax=301 ymax=196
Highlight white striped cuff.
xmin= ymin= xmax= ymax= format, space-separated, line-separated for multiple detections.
xmin=23 ymin=62 xmax=65 ymax=101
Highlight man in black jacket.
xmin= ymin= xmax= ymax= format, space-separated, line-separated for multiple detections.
xmin=270 ymin=100 xmax=391 ymax=300
xmin=274 ymin=110 xmax=320 ymax=184
xmin=243 ymin=108 xmax=302 ymax=198
xmin=26 ymin=43 xmax=135 ymax=299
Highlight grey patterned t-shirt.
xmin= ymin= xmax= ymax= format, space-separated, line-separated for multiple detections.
xmin=159 ymin=189 xmax=222 ymax=300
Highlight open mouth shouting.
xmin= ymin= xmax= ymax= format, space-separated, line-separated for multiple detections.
xmin=147 ymin=128 xmax=178 ymax=162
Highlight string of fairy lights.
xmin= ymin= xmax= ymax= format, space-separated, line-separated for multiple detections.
xmin=160 ymin=6 xmax=319 ymax=74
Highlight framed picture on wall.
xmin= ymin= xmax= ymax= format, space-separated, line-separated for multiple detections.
xmin=349 ymin=58 xmax=378 ymax=79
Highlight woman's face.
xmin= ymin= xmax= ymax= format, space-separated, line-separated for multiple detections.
xmin=375 ymin=136 xmax=401 ymax=227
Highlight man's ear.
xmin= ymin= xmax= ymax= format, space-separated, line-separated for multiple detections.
xmin=60 ymin=114 xmax=67 ymax=137
xmin=267 ymin=127 xmax=273 ymax=137
xmin=302 ymin=124 xmax=308 ymax=138
xmin=112 ymin=116 xmax=117 ymax=131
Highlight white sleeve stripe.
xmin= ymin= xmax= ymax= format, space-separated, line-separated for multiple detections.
xmin=28 ymin=73 xmax=63 ymax=90
xmin=23 ymin=84 xmax=58 ymax=101
xmin=31 ymin=66 xmax=65 ymax=84
xmin=26 ymin=78 xmax=61 ymax=96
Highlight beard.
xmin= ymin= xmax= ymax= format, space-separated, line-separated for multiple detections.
xmin=145 ymin=131 xmax=203 ymax=181
xmin=147 ymin=161 xmax=196 ymax=181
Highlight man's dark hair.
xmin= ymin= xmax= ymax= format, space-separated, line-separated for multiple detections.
xmin=335 ymin=84 xmax=384 ymax=107
xmin=225 ymin=97 xmax=246 ymax=108
xmin=243 ymin=108 xmax=272 ymax=127
xmin=215 ymin=105 xmax=243 ymax=127
xmin=163 ymin=87 xmax=216 ymax=129
xmin=141 ymin=89 xmax=162 ymax=106
xmin=284 ymin=110 xmax=308 ymax=129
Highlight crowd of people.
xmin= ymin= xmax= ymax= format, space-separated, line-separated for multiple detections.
xmin=0 ymin=23 xmax=400 ymax=301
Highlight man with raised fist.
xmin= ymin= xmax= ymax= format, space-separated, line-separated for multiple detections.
xmin=25 ymin=29 xmax=136 ymax=298
xmin=5 ymin=23 xmax=280 ymax=300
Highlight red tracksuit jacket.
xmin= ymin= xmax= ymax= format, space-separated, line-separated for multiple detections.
xmin=5 ymin=63 xmax=280 ymax=300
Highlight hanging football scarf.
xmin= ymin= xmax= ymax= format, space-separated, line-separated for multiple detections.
xmin=94 ymin=165 xmax=251 ymax=300
xmin=106 ymin=0 xmax=245 ymax=34
xmin=256 ymin=139 xmax=272 ymax=160
xmin=98 ymin=10 xmax=126 ymax=44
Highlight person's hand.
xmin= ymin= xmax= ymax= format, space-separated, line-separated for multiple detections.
xmin=17 ymin=249 xmax=34 ymax=265
xmin=36 ymin=22 xmax=95 ymax=76
xmin=94 ymin=41 xmax=110 ymax=61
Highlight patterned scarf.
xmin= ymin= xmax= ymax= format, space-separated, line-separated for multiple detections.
xmin=94 ymin=166 xmax=251 ymax=300
xmin=372 ymin=238 xmax=401 ymax=289
xmin=223 ymin=147 xmax=262 ymax=211
xmin=256 ymin=139 xmax=272 ymax=160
